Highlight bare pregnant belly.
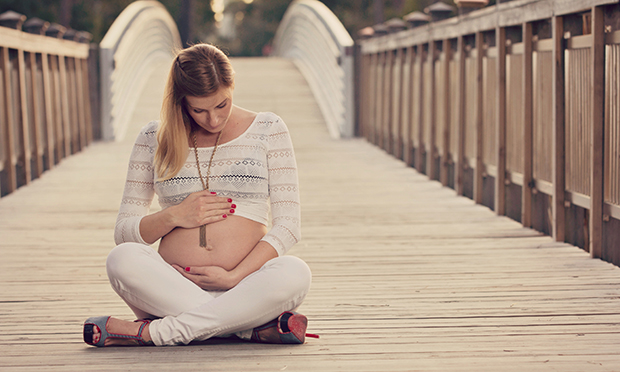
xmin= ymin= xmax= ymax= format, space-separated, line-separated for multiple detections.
xmin=158 ymin=216 xmax=268 ymax=271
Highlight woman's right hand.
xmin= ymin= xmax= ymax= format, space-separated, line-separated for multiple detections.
xmin=168 ymin=190 xmax=236 ymax=229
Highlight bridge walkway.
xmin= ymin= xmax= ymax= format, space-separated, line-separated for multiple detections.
xmin=1 ymin=58 xmax=620 ymax=371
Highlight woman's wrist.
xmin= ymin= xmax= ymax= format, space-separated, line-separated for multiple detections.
xmin=161 ymin=205 xmax=180 ymax=229
xmin=228 ymin=267 xmax=244 ymax=288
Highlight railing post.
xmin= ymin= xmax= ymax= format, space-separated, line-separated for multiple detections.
xmin=474 ymin=32 xmax=484 ymax=204
xmin=428 ymin=40 xmax=438 ymax=180
xmin=41 ymin=53 xmax=55 ymax=170
xmin=1 ymin=47 xmax=17 ymax=193
xmin=404 ymin=47 xmax=415 ymax=167
xmin=440 ymin=38 xmax=452 ymax=186
xmin=17 ymin=47 xmax=32 ymax=185
xmin=416 ymin=44 xmax=426 ymax=172
xmin=552 ymin=15 xmax=566 ymax=243
xmin=522 ymin=22 xmax=534 ymax=227
xmin=495 ymin=26 xmax=507 ymax=216
xmin=384 ymin=49 xmax=394 ymax=153
xmin=27 ymin=52 xmax=44 ymax=178
xmin=393 ymin=47 xmax=404 ymax=160
xmin=590 ymin=5 xmax=605 ymax=258
xmin=456 ymin=35 xmax=466 ymax=196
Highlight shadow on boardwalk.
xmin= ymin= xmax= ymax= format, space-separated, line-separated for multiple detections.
xmin=1 ymin=57 xmax=620 ymax=371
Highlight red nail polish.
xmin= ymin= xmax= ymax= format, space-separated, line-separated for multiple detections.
xmin=230 ymin=209 xmax=235 ymax=213
xmin=231 ymin=204 xmax=236 ymax=208
xmin=185 ymin=267 xmax=190 ymax=272
xmin=223 ymin=214 xmax=227 ymax=218
xmin=227 ymin=198 xmax=232 ymax=203
xmin=211 ymin=192 xmax=217 ymax=195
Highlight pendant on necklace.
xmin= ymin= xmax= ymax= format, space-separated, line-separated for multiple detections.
xmin=199 ymin=224 xmax=208 ymax=248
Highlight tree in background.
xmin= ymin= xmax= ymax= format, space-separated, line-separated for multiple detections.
xmin=0 ymin=0 xmax=456 ymax=54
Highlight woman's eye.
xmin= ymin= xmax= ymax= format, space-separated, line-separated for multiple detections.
xmin=217 ymin=101 xmax=227 ymax=109
xmin=193 ymin=109 xmax=203 ymax=113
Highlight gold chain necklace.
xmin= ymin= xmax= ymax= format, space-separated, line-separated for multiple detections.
xmin=192 ymin=129 xmax=224 ymax=248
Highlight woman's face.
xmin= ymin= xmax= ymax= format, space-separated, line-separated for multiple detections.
xmin=185 ymin=87 xmax=233 ymax=134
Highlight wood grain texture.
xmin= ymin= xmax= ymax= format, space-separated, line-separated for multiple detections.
xmin=1 ymin=57 xmax=620 ymax=371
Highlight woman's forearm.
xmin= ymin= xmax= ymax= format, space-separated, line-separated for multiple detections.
xmin=138 ymin=208 xmax=178 ymax=244
xmin=230 ymin=241 xmax=278 ymax=286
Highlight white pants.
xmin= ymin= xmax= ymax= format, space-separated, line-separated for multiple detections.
xmin=106 ymin=243 xmax=312 ymax=346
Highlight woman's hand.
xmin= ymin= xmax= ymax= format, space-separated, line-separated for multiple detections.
xmin=169 ymin=190 xmax=235 ymax=229
xmin=171 ymin=264 xmax=241 ymax=291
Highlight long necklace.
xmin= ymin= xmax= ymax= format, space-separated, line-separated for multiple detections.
xmin=192 ymin=129 xmax=224 ymax=248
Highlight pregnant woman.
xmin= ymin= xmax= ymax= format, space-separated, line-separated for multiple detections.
xmin=83 ymin=43 xmax=315 ymax=346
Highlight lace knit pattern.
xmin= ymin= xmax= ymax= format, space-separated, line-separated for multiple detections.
xmin=114 ymin=112 xmax=301 ymax=256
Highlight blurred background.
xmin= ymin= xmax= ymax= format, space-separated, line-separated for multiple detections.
xmin=0 ymin=0 xmax=460 ymax=56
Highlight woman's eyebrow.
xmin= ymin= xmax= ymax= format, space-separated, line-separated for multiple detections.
xmin=188 ymin=98 xmax=228 ymax=110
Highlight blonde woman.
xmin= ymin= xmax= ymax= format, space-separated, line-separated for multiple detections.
xmin=83 ymin=43 xmax=316 ymax=346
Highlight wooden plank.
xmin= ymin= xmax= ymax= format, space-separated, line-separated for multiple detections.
xmin=17 ymin=49 xmax=32 ymax=185
xmin=404 ymin=46 xmax=418 ymax=167
xmin=428 ymin=40 xmax=438 ymax=180
xmin=365 ymin=53 xmax=376 ymax=143
xmin=396 ymin=48 xmax=405 ymax=160
xmin=28 ymin=52 xmax=44 ymax=178
xmin=1 ymin=47 xmax=17 ymax=193
xmin=474 ymin=32 xmax=484 ymax=204
xmin=416 ymin=45 xmax=426 ymax=172
xmin=440 ymin=39 xmax=451 ymax=187
xmin=0 ymin=27 xmax=89 ymax=58
xmin=373 ymin=52 xmax=385 ymax=146
xmin=81 ymin=58 xmax=93 ymax=145
xmin=456 ymin=36 xmax=467 ymax=196
xmin=552 ymin=16 xmax=566 ymax=243
xmin=383 ymin=50 xmax=393 ymax=153
xmin=496 ymin=27 xmax=507 ymax=216
xmin=391 ymin=49 xmax=403 ymax=158
xmin=41 ymin=53 xmax=56 ymax=169
xmin=58 ymin=56 xmax=72 ymax=157
xmin=590 ymin=6 xmax=605 ymax=259
xmin=522 ymin=22 xmax=534 ymax=227
xmin=49 ymin=55 xmax=64 ymax=161
xmin=402 ymin=47 xmax=414 ymax=166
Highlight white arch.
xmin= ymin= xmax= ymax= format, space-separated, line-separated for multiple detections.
xmin=99 ymin=0 xmax=181 ymax=141
xmin=272 ymin=0 xmax=354 ymax=139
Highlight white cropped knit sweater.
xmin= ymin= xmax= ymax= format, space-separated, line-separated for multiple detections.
xmin=114 ymin=112 xmax=301 ymax=256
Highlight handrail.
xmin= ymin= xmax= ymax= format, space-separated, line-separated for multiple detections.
xmin=99 ymin=0 xmax=181 ymax=141
xmin=272 ymin=0 xmax=355 ymax=138
xmin=0 ymin=16 xmax=91 ymax=197
xmin=357 ymin=0 xmax=620 ymax=264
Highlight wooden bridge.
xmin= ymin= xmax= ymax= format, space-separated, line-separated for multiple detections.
xmin=1 ymin=0 xmax=620 ymax=370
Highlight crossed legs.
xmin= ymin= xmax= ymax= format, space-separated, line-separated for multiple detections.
xmin=91 ymin=242 xmax=311 ymax=346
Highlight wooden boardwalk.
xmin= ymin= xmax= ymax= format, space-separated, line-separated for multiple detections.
xmin=1 ymin=57 xmax=620 ymax=371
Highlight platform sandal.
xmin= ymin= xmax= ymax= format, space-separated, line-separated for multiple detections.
xmin=83 ymin=316 xmax=153 ymax=347
xmin=251 ymin=311 xmax=319 ymax=344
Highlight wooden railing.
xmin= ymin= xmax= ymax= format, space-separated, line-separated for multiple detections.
xmin=0 ymin=12 xmax=92 ymax=197
xmin=357 ymin=0 xmax=620 ymax=265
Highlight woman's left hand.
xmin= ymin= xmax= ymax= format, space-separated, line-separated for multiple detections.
xmin=171 ymin=264 xmax=239 ymax=291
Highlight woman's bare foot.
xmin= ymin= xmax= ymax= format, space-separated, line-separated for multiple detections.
xmin=89 ymin=317 xmax=153 ymax=346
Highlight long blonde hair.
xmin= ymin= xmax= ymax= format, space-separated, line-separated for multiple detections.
xmin=155 ymin=44 xmax=235 ymax=181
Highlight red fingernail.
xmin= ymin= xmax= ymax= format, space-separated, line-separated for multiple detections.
xmin=230 ymin=209 xmax=235 ymax=213
xmin=227 ymin=198 xmax=232 ymax=203
xmin=223 ymin=214 xmax=227 ymax=218
xmin=185 ymin=267 xmax=190 ymax=272
xmin=231 ymin=204 xmax=236 ymax=208
xmin=211 ymin=192 xmax=217 ymax=195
